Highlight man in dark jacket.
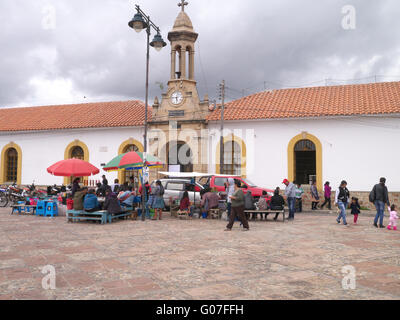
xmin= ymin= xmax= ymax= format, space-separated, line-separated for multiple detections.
xmin=371 ymin=177 xmax=390 ymax=228
xmin=269 ymin=188 xmax=285 ymax=221
xmin=103 ymin=191 xmax=122 ymax=215
xmin=71 ymin=178 xmax=81 ymax=197
xmin=244 ymin=190 xmax=256 ymax=220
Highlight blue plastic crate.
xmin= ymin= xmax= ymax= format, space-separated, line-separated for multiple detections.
xmin=36 ymin=200 xmax=46 ymax=216
xmin=45 ymin=201 xmax=58 ymax=217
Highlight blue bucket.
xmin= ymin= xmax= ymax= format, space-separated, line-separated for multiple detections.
xmin=202 ymin=212 xmax=207 ymax=219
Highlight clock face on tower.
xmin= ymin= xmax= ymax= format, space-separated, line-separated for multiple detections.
xmin=171 ymin=91 xmax=183 ymax=105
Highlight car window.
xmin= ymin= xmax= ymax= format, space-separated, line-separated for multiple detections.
xmin=166 ymin=182 xmax=184 ymax=191
xmin=242 ymin=178 xmax=256 ymax=187
xmin=234 ymin=179 xmax=246 ymax=188
xmin=198 ymin=177 xmax=210 ymax=185
xmin=214 ymin=178 xmax=227 ymax=186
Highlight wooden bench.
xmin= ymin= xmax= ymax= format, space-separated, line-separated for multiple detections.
xmin=67 ymin=210 xmax=108 ymax=224
xmin=244 ymin=209 xmax=286 ymax=222
xmin=11 ymin=205 xmax=37 ymax=215
xmin=107 ymin=207 xmax=134 ymax=223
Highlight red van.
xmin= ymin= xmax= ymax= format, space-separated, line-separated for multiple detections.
xmin=198 ymin=175 xmax=274 ymax=200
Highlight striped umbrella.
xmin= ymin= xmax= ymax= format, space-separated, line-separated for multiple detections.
xmin=103 ymin=151 xmax=163 ymax=172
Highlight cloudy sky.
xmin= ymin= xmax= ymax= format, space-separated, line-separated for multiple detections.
xmin=1 ymin=0 xmax=400 ymax=108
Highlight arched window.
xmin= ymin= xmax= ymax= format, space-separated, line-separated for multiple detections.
xmin=294 ymin=140 xmax=316 ymax=152
xmin=6 ymin=148 xmax=18 ymax=182
xmin=70 ymin=146 xmax=84 ymax=160
xmin=223 ymin=141 xmax=241 ymax=175
xmin=123 ymin=144 xmax=139 ymax=153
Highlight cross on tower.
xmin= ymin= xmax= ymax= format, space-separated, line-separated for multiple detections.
xmin=178 ymin=0 xmax=188 ymax=12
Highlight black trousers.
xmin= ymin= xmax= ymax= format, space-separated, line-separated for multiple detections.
xmin=321 ymin=197 xmax=331 ymax=209
xmin=227 ymin=205 xmax=249 ymax=229
xmin=296 ymin=198 xmax=302 ymax=212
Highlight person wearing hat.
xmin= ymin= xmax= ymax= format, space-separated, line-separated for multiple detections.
xmin=283 ymin=179 xmax=296 ymax=220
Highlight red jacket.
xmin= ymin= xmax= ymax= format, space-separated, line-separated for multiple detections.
xmin=180 ymin=197 xmax=190 ymax=210
xmin=139 ymin=184 xmax=151 ymax=196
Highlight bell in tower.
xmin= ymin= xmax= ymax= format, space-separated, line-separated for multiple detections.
xmin=168 ymin=0 xmax=198 ymax=81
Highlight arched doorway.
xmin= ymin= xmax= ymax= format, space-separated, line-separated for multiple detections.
xmin=121 ymin=144 xmax=140 ymax=188
xmin=288 ymin=133 xmax=322 ymax=190
xmin=294 ymin=140 xmax=316 ymax=185
xmin=222 ymin=140 xmax=242 ymax=176
xmin=167 ymin=141 xmax=193 ymax=173
xmin=117 ymin=139 xmax=144 ymax=187
xmin=1 ymin=143 xmax=22 ymax=185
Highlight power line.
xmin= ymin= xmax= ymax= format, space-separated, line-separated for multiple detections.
xmin=196 ymin=40 xmax=209 ymax=97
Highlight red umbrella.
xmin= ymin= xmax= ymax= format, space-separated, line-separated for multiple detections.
xmin=47 ymin=159 xmax=100 ymax=177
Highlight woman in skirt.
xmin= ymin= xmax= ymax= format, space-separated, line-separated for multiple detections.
xmin=152 ymin=180 xmax=165 ymax=220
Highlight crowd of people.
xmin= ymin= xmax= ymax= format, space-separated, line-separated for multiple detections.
xmin=69 ymin=176 xmax=168 ymax=221
xmin=282 ymin=177 xmax=398 ymax=231
xmin=68 ymin=174 xmax=398 ymax=232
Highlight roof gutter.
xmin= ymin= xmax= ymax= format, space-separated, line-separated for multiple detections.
xmin=206 ymin=113 xmax=400 ymax=125
xmin=0 ymin=125 xmax=145 ymax=136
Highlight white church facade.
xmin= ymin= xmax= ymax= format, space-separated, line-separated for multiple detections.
xmin=1 ymin=5 xmax=400 ymax=195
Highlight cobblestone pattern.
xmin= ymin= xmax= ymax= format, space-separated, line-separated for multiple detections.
xmin=0 ymin=208 xmax=399 ymax=300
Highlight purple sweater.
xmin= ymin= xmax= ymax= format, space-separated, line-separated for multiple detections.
xmin=324 ymin=185 xmax=331 ymax=198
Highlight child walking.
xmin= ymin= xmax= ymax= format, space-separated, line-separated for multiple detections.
xmin=387 ymin=204 xmax=398 ymax=231
xmin=350 ymin=197 xmax=361 ymax=224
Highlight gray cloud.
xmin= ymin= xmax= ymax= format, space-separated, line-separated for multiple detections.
xmin=0 ymin=0 xmax=399 ymax=107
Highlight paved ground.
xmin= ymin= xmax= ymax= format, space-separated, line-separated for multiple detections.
xmin=0 ymin=207 xmax=399 ymax=300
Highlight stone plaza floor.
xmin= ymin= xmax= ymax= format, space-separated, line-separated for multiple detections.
xmin=0 ymin=207 xmax=399 ymax=300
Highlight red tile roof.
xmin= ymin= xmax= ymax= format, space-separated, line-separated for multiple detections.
xmin=207 ymin=81 xmax=400 ymax=121
xmin=0 ymin=100 xmax=150 ymax=132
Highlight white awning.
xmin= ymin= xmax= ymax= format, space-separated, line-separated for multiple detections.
xmin=158 ymin=172 xmax=240 ymax=178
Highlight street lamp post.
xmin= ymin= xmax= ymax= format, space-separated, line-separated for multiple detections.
xmin=129 ymin=4 xmax=166 ymax=221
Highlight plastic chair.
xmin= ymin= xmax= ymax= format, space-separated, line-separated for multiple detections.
xmin=45 ymin=201 xmax=58 ymax=217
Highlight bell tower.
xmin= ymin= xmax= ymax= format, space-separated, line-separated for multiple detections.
xmin=169 ymin=0 xmax=197 ymax=82
xmin=152 ymin=0 xmax=210 ymax=122
xmin=149 ymin=1 xmax=210 ymax=177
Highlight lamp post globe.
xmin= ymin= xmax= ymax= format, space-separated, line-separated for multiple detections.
xmin=150 ymin=33 xmax=167 ymax=52
xmin=128 ymin=12 xmax=148 ymax=32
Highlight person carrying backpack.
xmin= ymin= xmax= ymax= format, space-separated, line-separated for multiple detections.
xmin=369 ymin=177 xmax=390 ymax=228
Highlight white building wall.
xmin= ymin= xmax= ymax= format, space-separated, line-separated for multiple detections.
xmin=208 ymin=115 xmax=400 ymax=191
xmin=0 ymin=127 xmax=144 ymax=186
xmin=2 ymin=116 xmax=400 ymax=191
